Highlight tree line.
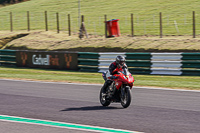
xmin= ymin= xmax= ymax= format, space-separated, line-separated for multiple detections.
xmin=0 ymin=0 xmax=29 ymax=4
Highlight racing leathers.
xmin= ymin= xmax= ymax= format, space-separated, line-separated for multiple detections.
xmin=101 ymin=61 xmax=128 ymax=93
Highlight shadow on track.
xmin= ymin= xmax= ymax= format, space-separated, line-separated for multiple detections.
xmin=60 ymin=106 xmax=123 ymax=111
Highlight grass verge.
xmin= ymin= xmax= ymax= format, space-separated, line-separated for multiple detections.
xmin=0 ymin=66 xmax=200 ymax=90
xmin=2 ymin=31 xmax=200 ymax=52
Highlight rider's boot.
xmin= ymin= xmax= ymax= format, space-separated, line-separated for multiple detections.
xmin=101 ymin=82 xmax=108 ymax=93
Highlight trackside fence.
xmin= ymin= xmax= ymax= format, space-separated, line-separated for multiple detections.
xmin=0 ymin=50 xmax=199 ymax=76
xmin=0 ymin=49 xmax=16 ymax=66
xmin=78 ymin=52 xmax=152 ymax=74
xmin=78 ymin=52 xmax=200 ymax=76
xmin=1 ymin=11 xmax=199 ymax=37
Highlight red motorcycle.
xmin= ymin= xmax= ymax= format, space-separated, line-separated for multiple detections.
xmin=100 ymin=68 xmax=134 ymax=108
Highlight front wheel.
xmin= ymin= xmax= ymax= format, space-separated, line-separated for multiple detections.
xmin=121 ymin=87 xmax=132 ymax=108
xmin=99 ymin=87 xmax=111 ymax=106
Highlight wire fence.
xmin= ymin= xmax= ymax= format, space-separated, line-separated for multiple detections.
xmin=0 ymin=11 xmax=199 ymax=37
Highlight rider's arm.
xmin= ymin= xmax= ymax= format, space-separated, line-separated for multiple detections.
xmin=122 ymin=64 xmax=128 ymax=76
xmin=109 ymin=63 xmax=116 ymax=75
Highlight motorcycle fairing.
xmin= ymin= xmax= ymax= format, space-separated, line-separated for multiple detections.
xmin=113 ymin=72 xmax=134 ymax=89
xmin=115 ymin=81 xmax=123 ymax=90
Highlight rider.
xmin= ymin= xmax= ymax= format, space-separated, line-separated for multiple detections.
xmin=102 ymin=55 xmax=128 ymax=92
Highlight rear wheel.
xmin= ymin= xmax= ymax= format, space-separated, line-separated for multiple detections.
xmin=121 ymin=87 xmax=132 ymax=108
xmin=99 ymin=87 xmax=111 ymax=106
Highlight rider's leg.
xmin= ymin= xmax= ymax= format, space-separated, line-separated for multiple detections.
xmin=102 ymin=80 xmax=112 ymax=93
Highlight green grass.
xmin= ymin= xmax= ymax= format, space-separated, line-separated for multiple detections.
xmin=0 ymin=0 xmax=200 ymax=35
xmin=0 ymin=66 xmax=102 ymax=83
xmin=0 ymin=66 xmax=200 ymax=90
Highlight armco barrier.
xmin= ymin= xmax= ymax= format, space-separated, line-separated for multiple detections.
xmin=78 ymin=52 xmax=200 ymax=76
xmin=0 ymin=49 xmax=16 ymax=66
xmin=98 ymin=53 xmax=126 ymax=73
xmin=78 ymin=52 xmax=152 ymax=74
xmin=1 ymin=50 xmax=200 ymax=76
xmin=78 ymin=52 xmax=99 ymax=72
xmin=150 ymin=53 xmax=182 ymax=75
xmin=181 ymin=53 xmax=200 ymax=76
xmin=126 ymin=53 xmax=152 ymax=74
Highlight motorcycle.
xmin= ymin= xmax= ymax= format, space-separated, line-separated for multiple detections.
xmin=100 ymin=68 xmax=134 ymax=108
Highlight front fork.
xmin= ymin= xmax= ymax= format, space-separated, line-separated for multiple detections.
xmin=121 ymin=85 xmax=126 ymax=99
xmin=121 ymin=85 xmax=130 ymax=99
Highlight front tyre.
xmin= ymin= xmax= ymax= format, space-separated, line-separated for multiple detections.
xmin=121 ymin=87 xmax=132 ymax=108
xmin=99 ymin=87 xmax=111 ymax=106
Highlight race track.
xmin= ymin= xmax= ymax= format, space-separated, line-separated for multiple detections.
xmin=0 ymin=79 xmax=200 ymax=133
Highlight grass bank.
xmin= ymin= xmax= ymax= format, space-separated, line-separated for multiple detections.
xmin=0 ymin=0 xmax=200 ymax=35
xmin=0 ymin=66 xmax=200 ymax=90
xmin=1 ymin=31 xmax=200 ymax=52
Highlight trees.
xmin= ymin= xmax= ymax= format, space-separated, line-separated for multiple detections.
xmin=0 ymin=0 xmax=27 ymax=4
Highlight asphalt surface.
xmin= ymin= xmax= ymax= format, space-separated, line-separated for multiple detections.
xmin=0 ymin=79 xmax=200 ymax=133
xmin=0 ymin=121 xmax=94 ymax=133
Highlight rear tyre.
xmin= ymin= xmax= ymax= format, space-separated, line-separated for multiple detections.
xmin=121 ymin=87 xmax=132 ymax=108
xmin=99 ymin=87 xmax=111 ymax=106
